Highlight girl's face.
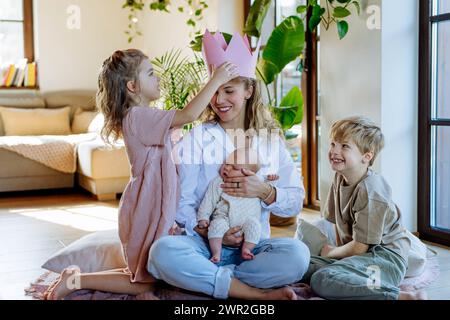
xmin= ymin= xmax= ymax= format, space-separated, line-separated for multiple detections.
xmin=137 ymin=59 xmax=160 ymax=102
xmin=210 ymin=80 xmax=253 ymax=124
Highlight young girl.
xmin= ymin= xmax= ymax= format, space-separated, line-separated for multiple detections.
xmin=44 ymin=49 xmax=238 ymax=299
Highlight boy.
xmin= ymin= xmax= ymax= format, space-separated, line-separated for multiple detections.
xmin=306 ymin=116 xmax=426 ymax=300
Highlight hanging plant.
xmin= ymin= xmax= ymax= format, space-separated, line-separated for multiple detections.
xmin=122 ymin=0 xmax=209 ymax=43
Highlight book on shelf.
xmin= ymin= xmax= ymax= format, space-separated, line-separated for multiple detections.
xmin=1 ymin=59 xmax=37 ymax=88
xmin=14 ymin=58 xmax=28 ymax=87
xmin=25 ymin=62 xmax=37 ymax=87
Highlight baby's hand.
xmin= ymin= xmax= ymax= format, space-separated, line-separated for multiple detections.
xmin=198 ymin=220 xmax=210 ymax=229
xmin=266 ymin=174 xmax=279 ymax=181
xmin=212 ymin=62 xmax=239 ymax=85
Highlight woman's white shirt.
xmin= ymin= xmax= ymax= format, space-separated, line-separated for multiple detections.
xmin=173 ymin=122 xmax=305 ymax=239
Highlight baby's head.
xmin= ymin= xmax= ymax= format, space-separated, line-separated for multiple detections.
xmin=222 ymin=148 xmax=261 ymax=178
xmin=329 ymin=116 xmax=384 ymax=171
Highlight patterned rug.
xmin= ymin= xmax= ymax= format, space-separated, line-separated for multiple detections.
xmin=24 ymin=258 xmax=439 ymax=300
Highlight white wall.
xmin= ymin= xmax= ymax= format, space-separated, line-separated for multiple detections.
xmin=319 ymin=0 xmax=419 ymax=231
xmin=380 ymin=0 xmax=419 ymax=231
xmin=34 ymin=0 xmax=244 ymax=93
xmin=35 ymin=0 xmax=132 ymax=92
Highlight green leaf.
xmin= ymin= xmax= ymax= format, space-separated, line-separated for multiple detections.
xmin=309 ymin=14 xmax=321 ymax=32
xmin=256 ymin=59 xmax=278 ymax=84
xmin=189 ymin=32 xmax=233 ymax=52
xmin=259 ymin=16 xmax=305 ymax=85
xmin=309 ymin=4 xmax=325 ymax=32
xmin=336 ymin=0 xmax=350 ymax=3
xmin=243 ymin=0 xmax=273 ymax=38
xmin=352 ymin=1 xmax=361 ymax=15
xmin=271 ymin=86 xmax=304 ymax=130
xmin=337 ymin=20 xmax=349 ymax=39
xmin=296 ymin=5 xmax=307 ymax=14
xmin=280 ymin=86 xmax=303 ymax=124
xmin=187 ymin=19 xmax=196 ymax=27
xmin=333 ymin=7 xmax=351 ymax=18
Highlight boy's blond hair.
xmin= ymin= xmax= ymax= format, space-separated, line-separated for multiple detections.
xmin=330 ymin=116 xmax=384 ymax=166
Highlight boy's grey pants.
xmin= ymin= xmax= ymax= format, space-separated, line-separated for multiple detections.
xmin=302 ymin=245 xmax=407 ymax=300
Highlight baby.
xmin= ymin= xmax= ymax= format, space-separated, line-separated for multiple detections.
xmin=197 ymin=148 xmax=277 ymax=263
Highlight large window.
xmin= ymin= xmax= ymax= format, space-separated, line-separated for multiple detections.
xmin=418 ymin=0 xmax=450 ymax=246
xmin=0 ymin=0 xmax=34 ymax=69
xmin=244 ymin=0 xmax=320 ymax=209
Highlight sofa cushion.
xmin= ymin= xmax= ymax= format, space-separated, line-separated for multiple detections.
xmin=71 ymin=107 xmax=99 ymax=134
xmin=0 ymin=106 xmax=71 ymax=136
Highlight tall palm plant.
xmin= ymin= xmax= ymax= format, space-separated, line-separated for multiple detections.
xmin=152 ymin=49 xmax=208 ymax=111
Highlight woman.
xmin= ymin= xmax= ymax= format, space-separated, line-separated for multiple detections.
xmin=147 ymin=75 xmax=310 ymax=300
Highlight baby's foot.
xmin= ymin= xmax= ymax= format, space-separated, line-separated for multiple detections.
xmin=44 ymin=267 xmax=81 ymax=300
xmin=210 ymin=255 xmax=220 ymax=264
xmin=262 ymin=287 xmax=297 ymax=300
xmin=399 ymin=290 xmax=428 ymax=300
xmin=241 ymin=248 xmax=255 ymax=260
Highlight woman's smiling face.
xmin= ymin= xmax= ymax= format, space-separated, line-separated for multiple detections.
xmin=210 ymin=79 xmax=253 ymax=124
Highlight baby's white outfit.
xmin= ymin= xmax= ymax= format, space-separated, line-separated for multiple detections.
xmin=197 ymin=176 xmax=261 ymax=244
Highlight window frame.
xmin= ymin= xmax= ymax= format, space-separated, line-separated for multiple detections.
xmin=0 ymin=0 xmax=34 ymax=64
xmin=418 ymin=0 xmax=450 ymax=246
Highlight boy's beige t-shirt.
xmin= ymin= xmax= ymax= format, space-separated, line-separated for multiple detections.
xmin=324 ymin=169 xmax=411 ymax=263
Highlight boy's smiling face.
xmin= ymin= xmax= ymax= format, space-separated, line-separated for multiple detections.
xmin=328 ymin=139 xmax=372 ymax=174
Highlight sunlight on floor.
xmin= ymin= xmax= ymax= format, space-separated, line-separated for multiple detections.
xmin=15 ymin=204 xmax=118 ymax=232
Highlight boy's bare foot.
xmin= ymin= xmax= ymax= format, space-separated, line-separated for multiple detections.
xmin=241 ymin=248 xmax=255 ymax=260
xmin=44 ymin=267 xmax=81 ymax=300
xmin=398 ymin=290 xmax=428 ymax=300
xmin=210 ymin=255 xmax=220 ymax=264
xmin=262 ymin=286 xmax=297 ymax=300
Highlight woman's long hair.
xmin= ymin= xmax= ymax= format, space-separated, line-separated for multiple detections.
xmin=96 ymin=49 xmax=148 ymax=143
xmin=201 ymin=77 xmax=282 ymax=138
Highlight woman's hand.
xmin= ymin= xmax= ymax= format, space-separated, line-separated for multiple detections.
xmin=222 ymin=226 xmax=244 ymax=247
xmin=221 ymin=168 xmax=270 ymax=199
xmin=194 ymin=225 xmax=208 ymax=238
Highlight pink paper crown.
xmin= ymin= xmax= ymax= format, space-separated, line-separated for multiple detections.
xmin=202 ymin=29 xmax=261 ymax=79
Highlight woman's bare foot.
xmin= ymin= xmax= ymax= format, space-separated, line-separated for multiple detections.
xmin=398 ymin=290 xmax=428 ymax=300
xmin=210 ymin=255 xmax=220 ymax=264
xmin=44 ymin=267 xmax=81 ymax=300
xmin=261 ymin=286 xmax=297 ymax=300
xmin=241 ymin=248 xmax=255 ymax=260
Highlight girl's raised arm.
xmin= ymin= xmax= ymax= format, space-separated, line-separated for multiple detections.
xmin=171 ymin=62 xmax=238 ymax=128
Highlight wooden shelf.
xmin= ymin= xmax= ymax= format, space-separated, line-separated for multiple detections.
xmin=0 ymin=86 xmax=39 ymax=90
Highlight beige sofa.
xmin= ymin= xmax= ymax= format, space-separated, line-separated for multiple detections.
xmin=0 ymin=90 xmax=130 ymax=200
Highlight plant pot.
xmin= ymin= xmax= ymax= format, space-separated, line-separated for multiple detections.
xmin=270 ymin=213 xmax=297 ymax=227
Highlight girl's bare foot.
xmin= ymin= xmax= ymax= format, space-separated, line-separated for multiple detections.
xmin=241 ymin=248 xmax=255 ymax=260
xmin=44 ymin=267 xmax=81 ymax=300
xmin=262 ymin=286 xmax=297 ymax=300
xmin=210 ymin=255 xmax=220 ymax=264
xmin=398 ymin=290 xmax=428 ymax=300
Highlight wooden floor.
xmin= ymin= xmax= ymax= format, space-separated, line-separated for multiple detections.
xmin=0 ymin=190 xmax=449 ymax=300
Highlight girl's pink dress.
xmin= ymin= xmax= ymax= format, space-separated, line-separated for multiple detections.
xmin=119 ymin=106 xmax=179 ymax=283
